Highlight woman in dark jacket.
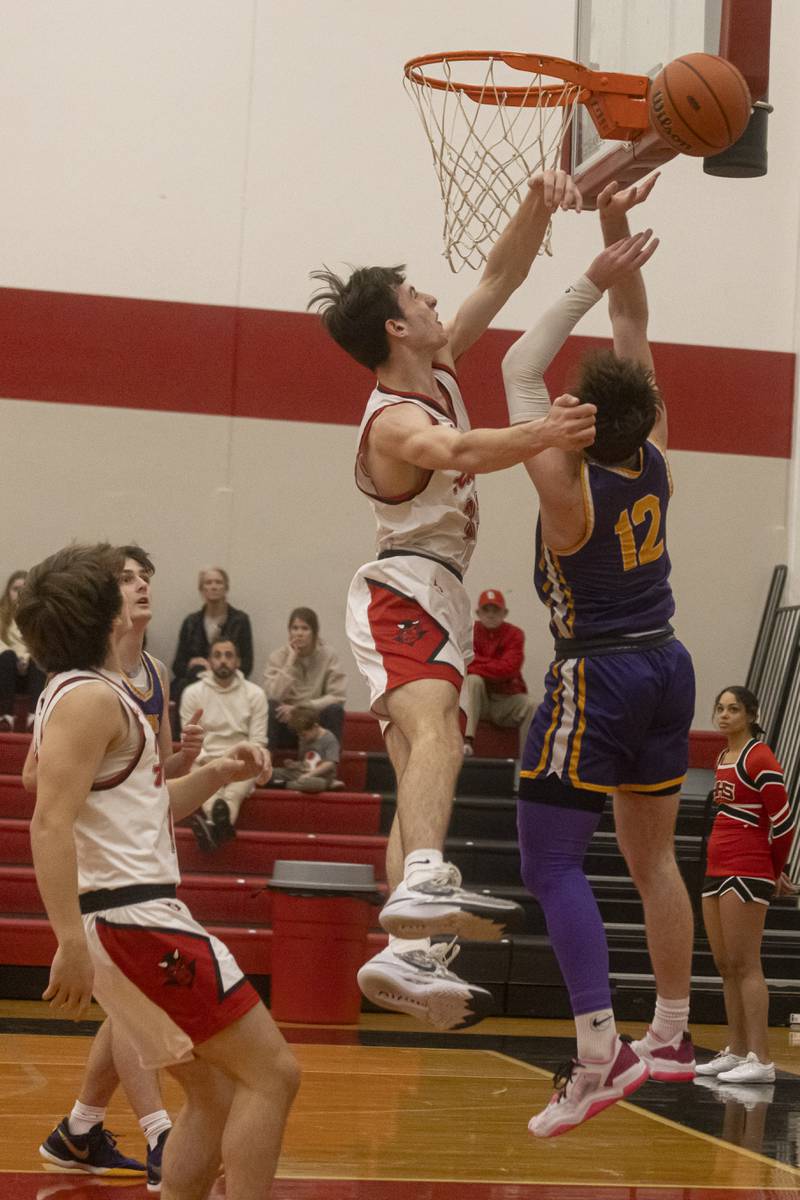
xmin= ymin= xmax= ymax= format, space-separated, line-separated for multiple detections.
xmin=171 ymin=566 xmax=253 ymax=731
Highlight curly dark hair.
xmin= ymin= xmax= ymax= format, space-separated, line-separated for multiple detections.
xmin=16 ymin=543 xmax=124 ymax=673
xmin=574 ymin=350 xmax=659 ymax=465
xmin=308 ymin=265 xmax=406 ymax=370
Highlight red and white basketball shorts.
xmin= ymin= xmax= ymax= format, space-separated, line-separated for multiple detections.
xmin=84 ymin=897 xmax=260 ymax=1069
xmin=346 ymin=555 xmax=473 ymax=717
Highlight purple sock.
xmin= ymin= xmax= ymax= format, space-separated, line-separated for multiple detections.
xmin=517 ymin=799 xmax=612 ymax=1015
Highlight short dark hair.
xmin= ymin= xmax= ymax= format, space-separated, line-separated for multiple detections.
xmin=308 ymin=265 xmax=406 ymax=370
xmin=209 ymin=638 xmax=238 ymax=657
xmin=119 ymin=544 xmax=155 ymax=577
xmin=574 ymin=351 xmax=659 ymax=465
xmin=16 ymin=543 xmax=125 ymax=673
xmin=713 ymin=685 xmax=765 ymax=738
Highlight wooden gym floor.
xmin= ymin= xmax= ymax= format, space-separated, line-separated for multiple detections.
xmin=1 ymin=1003 xmax=800 ymax=1199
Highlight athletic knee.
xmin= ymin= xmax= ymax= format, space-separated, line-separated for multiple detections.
xmin=725 ymin=955 xmax=762 ymax=982
xmin=276 ymin=1048 xmax=301 ymax=1100
xmin=621 ymin=847 xmax=678 ymax=891
xmin=712 ymin=952 xmax=731 ymax=977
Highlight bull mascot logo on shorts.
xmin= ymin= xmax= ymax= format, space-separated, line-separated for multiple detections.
xmin=159 ymin=947 xmax=197 ymax=987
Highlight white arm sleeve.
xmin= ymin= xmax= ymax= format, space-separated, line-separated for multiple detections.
xmin=502 ymin=275 xmax=603 ymax=425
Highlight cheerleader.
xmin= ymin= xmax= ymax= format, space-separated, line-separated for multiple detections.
xmin=697 ymin=686 xmax=797 ymax=1084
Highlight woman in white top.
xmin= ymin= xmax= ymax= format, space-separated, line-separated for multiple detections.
xmin=0 ymin=569 xmax=46 ymax=731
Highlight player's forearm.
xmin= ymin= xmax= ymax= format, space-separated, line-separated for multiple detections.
xmin=444 ymin=421 xmax=558 ymax=475
xmin=30 ymin=819 xmax=86 ymax=949
xmin=167 ymin=761 xmax=230 ymax=820
xmin=503 ymin=277 xmax=602 ymax=424
xmin=600 ymin=211 xmax=649 ymax=325
xmin=481 ymin=186 xmax=552 ymax=297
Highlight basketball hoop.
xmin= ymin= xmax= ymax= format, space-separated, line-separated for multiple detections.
xmin=404 ymin=51 xmax=651 ymax=271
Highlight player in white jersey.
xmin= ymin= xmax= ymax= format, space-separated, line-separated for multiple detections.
xmin=34 ymin=546 xmax=206 ymax=1188
xmin=310 ymin=169 xmax=597 ymax=1028
xmin=17 ymin=544 xmax=299 ymax=1200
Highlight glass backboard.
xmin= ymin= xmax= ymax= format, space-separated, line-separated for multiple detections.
xmin=570 ymin=0 xmax=770 ymax=202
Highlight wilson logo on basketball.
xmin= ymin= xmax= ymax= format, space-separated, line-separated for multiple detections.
xmin=650 ymin=89 xmax=693 ymax=153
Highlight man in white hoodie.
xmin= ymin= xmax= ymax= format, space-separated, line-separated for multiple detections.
xmin=181 ymin=639 xmax=269 ymax=850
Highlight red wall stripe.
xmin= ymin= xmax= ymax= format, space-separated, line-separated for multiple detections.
xmin=0 ymin=286 xmax=793 ymax=457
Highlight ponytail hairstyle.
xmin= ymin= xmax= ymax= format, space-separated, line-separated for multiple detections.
xmin=713 ymin=685 xmax=765 ymax=738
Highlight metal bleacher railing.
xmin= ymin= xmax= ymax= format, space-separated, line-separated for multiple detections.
xmin=740 ymin=565 xmax=800 ymax=882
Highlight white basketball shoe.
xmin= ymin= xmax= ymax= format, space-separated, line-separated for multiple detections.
xmin=357 ymin=939 xmax=494 ymax=1031
xmin=378 ymin=863 xmax=524 ymax=941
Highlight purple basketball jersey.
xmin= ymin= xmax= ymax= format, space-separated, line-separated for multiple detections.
xmin=534 ymin=441 xmax=675 ymax=641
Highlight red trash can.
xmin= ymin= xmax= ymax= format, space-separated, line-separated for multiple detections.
xmin=268 ymin=861 xmax=380 ymax=1024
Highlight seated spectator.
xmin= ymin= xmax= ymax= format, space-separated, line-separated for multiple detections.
xmin=180 ymin=638 xmax=268 ymax=851
xmin=462 ymin=589 xmax=536 ymax=758
xmin=0 ymin=570 xmax=46 ymax=731
xmin=271 ymin=704 xmax=342 ymax=793
xmin=264 ymin=607 xmax=346 ymax=749
xmin=171 ymin=566 xmax=254 ymax=733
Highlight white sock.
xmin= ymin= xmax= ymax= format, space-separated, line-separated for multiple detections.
xmin=404 ymin=849 xmax=443 ymax=888
xmin=650 ymin=995 xmax=690 ymax=1044
xmin=68 ymin=1101 xmax=106 ymax=1135
xmin=575 ymin=1008 xmax=617 ymax=1062
xmin=139 ymin=1108 xmax=172 ymax=1150
xmin=389 ymin=934 xmax=431 ymax=955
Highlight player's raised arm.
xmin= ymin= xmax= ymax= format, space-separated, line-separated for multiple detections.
xmin=367 ymin=396 xmax=595 ymax=477
xmin=596 ymin=176 xmax=666 ymax=446
xmin=444 ymin=169 xmax=582 ymax=364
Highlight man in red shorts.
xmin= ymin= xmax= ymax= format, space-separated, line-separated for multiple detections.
xmin=310 ymin=169 xmax=597 ymax=1028
xmin=18 ymin=543 xmax=299 ymax=1200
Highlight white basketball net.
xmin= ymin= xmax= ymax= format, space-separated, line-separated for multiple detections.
xmin=405 ymin=57 xmax=581 ymax=272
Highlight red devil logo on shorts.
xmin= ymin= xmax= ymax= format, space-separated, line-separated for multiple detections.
xmin=366 ymin=578 xmax=449 ymax=665
xmin=394 ymin=619 xmax=426 ymax=646
xmin=159 ymin=948 xmax=197 ymax=987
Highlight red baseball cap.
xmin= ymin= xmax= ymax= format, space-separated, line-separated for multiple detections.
xmin=477 ymin=589 xmax=506 ymax=609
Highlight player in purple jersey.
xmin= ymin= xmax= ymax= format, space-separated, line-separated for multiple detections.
xmin=502 ymin=176 xmax=697 ymax=1136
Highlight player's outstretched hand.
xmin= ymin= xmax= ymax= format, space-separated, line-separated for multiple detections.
xmin=597 ymin=173 xmax=659 ymax=217
xmin=43 ymin=942 xmax=95 ymax=1021
xmin=180 ymin=708 xmax=205 ymax=765
xmin=529 ymin=169 xmax=583 ymax=213
xmin=585 ymin=229 xmax=659 ymax=292
xmin=544 ymin=394 xmax=596 ymax=451
xmin=218 ymin=742 xmax=273 ymax=786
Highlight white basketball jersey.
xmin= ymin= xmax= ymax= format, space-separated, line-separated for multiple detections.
xmin=34 ymin=669 xmax=179 ymax=893
xmin=355 ymin=365 xmax=479 ymax=576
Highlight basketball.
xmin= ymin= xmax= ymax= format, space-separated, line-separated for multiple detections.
xmin=649 ymin=52 xmax=752 ymax=157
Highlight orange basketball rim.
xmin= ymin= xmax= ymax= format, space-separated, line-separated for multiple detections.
xmin=404 ymin=51 xmax=652 ymax=141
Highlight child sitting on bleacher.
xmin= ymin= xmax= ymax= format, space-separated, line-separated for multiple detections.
xmin=271 ymin=704 xmax=343 ymax=793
